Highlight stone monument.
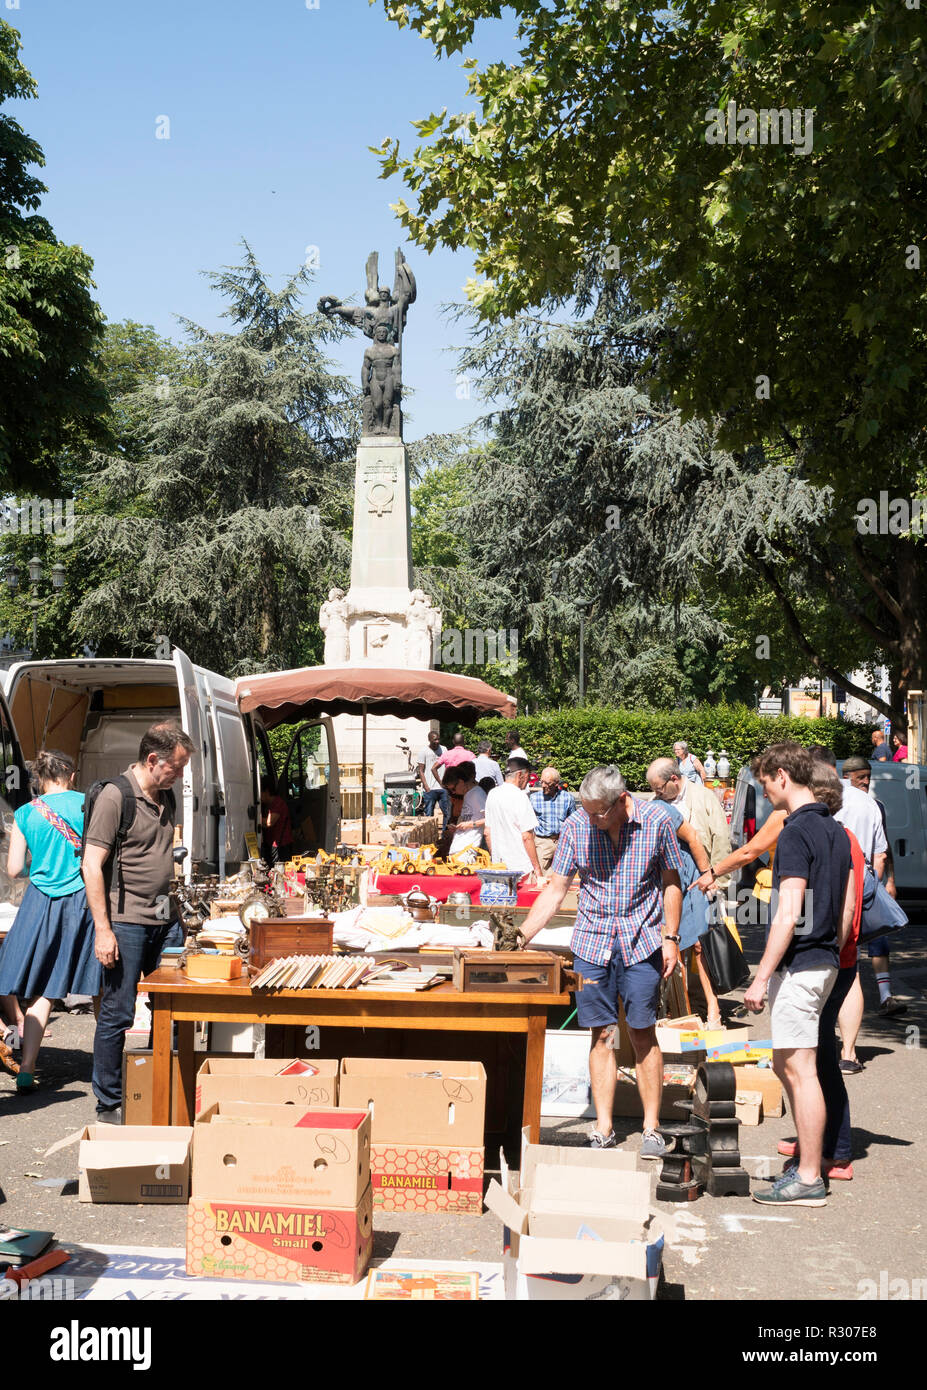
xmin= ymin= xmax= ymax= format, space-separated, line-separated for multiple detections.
xmin=318 ymin=250 xmax=441 ymax=783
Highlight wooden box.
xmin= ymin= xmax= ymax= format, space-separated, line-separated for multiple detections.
xmin=183 ymin=953 xmax=243 ymax=982
xmin=249 ymin=917 xmax=334 ymax=969
xmin=452 ymin=950 xmax=561 ymax=995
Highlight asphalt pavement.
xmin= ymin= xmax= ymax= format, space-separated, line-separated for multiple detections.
xmin=1 ymin=921 xmax=924 ymax=1301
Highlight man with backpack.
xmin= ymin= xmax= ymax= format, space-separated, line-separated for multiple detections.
xmin=82 ymin=722 xmax=194 ymax=1122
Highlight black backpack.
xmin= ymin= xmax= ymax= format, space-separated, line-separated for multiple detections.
xmin=80 ymin=775 xmax=176 ymax=914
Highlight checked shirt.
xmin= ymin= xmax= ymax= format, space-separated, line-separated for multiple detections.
xmin=528 ymin=786 xmax=577 ymax=838
xmin=551 ymin=799 xmax=685 ymax=966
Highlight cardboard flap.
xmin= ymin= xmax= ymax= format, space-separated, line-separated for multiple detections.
xmin=78 ymin=1139 xmax=190 ymax=1173
xmin=531 ymin=1163 xmax=651 ymax=1213
xmin=44 ymin=1128 xmax=86 ymax=1159
xmin=518 ymin=1234 xmax=649 ymax=1279
xmin=484 ymin=1179 xmax=529 ymax=1235
xmin=649 ymin=1211 xmax=675 ymax=1243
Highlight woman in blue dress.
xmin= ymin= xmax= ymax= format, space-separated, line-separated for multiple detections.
xmin=652 ymin=798 xmax=722 ymax=1028
xmin=0 ymin=749 xmax=100 ymax=1091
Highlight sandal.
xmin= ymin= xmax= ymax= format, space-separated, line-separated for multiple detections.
xmin=0 ymin=1039 xmax=20 ymax=1076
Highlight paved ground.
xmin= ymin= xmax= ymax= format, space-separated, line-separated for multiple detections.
xmin=1 ymin=921 xmax=924 ymax=1301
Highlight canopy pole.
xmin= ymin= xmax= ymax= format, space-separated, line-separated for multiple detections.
xmin=361 ymin=698 xmax=368 ymax=847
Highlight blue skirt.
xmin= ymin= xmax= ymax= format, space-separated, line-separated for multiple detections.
xmin=0 ymin=881 xmax=102 ymax=998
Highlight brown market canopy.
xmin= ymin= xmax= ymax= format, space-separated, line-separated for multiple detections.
xmin=235 ymin=666 xmax=517 ymax=843
xmin=235 ymin=665 xmax=516 ymax=728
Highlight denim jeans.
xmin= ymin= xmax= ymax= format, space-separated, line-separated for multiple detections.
xmin=422 ymin=787 xmax=451 ymax=829
xmin=818 ymin=963 xmax=857 ymax=1162
xmin=92 ymin=919 xmax=183 ymax=1110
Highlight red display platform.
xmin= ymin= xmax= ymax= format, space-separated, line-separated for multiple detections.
xmin=366 ymin=869 xmax=540 ymax=907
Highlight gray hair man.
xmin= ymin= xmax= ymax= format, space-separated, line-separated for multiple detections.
xmin=647 ymin=757 xmax=732 ymax=888
xmin=521 ymin=764 xmax=684 ymax=1159
xmin=529 ymin=766 xmax=577 ymax=873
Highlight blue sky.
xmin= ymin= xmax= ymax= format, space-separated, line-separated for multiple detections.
xmin=8 ymin=0 xmax=520 ymax=441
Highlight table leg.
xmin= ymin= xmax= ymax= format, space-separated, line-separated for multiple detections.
xmin=522 ymin=1008 xmax=547 ymax=1144
xmin=151 ymin=995 xmax=172 ymax=1126
xmin=176 ymin=1020 xmax=196 ymax=1125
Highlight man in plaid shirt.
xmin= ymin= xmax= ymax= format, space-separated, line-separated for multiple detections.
xmin=528 ymin=766 xmax=577 ymax=873
xmin=522 ymin=764 xmax=684 ymax=1158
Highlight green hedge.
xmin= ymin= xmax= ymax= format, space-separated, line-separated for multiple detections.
xmin=472 ymin=704 xmax=876 ymax=792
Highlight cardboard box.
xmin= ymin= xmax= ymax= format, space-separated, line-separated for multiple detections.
xmin=735 ymin=1090 xmax=763 ymax=1126
xmin=195 ymin=1057 xmax=338 ymax=1114
xmin=371 ymin=1142 xmax=483 ymax=1214
xmin=45 ymin=1125 xmax=192 ymax=1204
xmin=193 ymin=1102 xmax=370 ymax=1206
xmin=339 ymin=1058 xmax=486 ymax=1146
xmin=183 ymin=953 xmax=242 ymax=981
xmin=484 ymin=1133 xmax=670 ymax=1301
xmin=123 ymin=1050 xmax=240 ymax=1126
xmin=655 ymin=1022 xmax=752 ymax=1064
xmin=733 ymin=1065 xmax=784 ymax=1118
xmin=186 ymin=1188 xmax=373 ymax=1286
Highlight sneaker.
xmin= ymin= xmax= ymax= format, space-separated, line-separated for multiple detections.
xmin=753 ymin=1173 xmax=827 ymax=1206
xmin=838 ymin=1059 xmax=863 ymax=1075
xmin=878 ymin=996 xmax=907 ymax=1017
xmin=640 ymin=1129 xmax=667 ymax=1161
xmin=95 ymin=1106 xmax=122 ymax=1126
xmin=588 ymin=1128 xmax=616 ymax=1149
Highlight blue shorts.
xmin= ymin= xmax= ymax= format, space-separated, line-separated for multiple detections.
xmin=573 ymin=947 xmax=663 ymax=1030
xmin=866 ymin=936 xmax=890 ymax=959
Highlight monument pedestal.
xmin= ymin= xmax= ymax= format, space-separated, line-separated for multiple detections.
xmin=320 ymin=437 xmax=441 ymax=788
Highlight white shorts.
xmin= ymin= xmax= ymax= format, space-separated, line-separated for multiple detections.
xmin=767 ymin=965 xmax=838 ymax=1049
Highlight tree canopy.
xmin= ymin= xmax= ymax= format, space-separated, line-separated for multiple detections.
xmin=373 ymin=0 xmax=927 ymax=718
xmin=0 ymin=21 xmax=107 ymax=493
xmin=67 ymin=247 xmax=359 ymax=674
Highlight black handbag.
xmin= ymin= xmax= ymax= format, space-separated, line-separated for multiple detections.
xmin=700 ymin=902 xmax=751 ymax=994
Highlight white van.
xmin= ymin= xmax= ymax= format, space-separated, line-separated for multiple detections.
xmin=2 ymin=650 xmax=342 ymax=876
xmin=729 ymin=760 xmax=927 ymax=908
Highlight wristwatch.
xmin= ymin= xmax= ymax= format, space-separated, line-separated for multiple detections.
xmin=663 ymin=934 xmax=680 ymax=945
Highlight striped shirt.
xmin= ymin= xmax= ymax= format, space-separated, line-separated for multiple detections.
xmin=529 ymin=786 xmax=577 ymax=838
xmin=551 ymin=800 xmax=685 ymax=966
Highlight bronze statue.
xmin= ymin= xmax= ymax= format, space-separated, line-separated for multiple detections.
xmin=318 ymin=249 xmax=416 ymax=438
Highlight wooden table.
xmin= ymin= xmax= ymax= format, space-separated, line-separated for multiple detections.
xmin=142 ymin=966 xmax=569 ymax=1141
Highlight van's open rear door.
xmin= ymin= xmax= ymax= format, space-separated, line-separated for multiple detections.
xmin=172 ymin=647 xmax=209 ymax=874
xmin=197 ymin=667 xmax=258 ymax=870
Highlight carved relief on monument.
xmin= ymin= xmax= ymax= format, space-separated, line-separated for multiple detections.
xmin=404 ymin=588 xmax=441 ymax=669
xmin=364 ymin=457 xmax=398 ymax=516
xmin=319 ymin=588 xmax=350 ymax=665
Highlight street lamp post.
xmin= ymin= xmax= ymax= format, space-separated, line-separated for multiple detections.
xmin=576 ymin=598 xmax=590 ymax=704
xmin=4 ymin=554 xmax=66 ymax=656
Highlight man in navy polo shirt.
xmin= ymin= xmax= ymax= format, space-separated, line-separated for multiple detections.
xmin=521 ymin=764 xmax=684 ymax=1159
xmin=745 ymin=741 xmax=856 ymax=1207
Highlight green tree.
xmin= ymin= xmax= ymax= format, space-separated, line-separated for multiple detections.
xmin=0 ymin=21 xmax=107 ymax=493
xmin=68 ymin=246 xmax=358 ymax=674
xmin=373 ymin=0 xmax=927 ymax=719
xmin=433 ymin=275 xmax=878 ymax=711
